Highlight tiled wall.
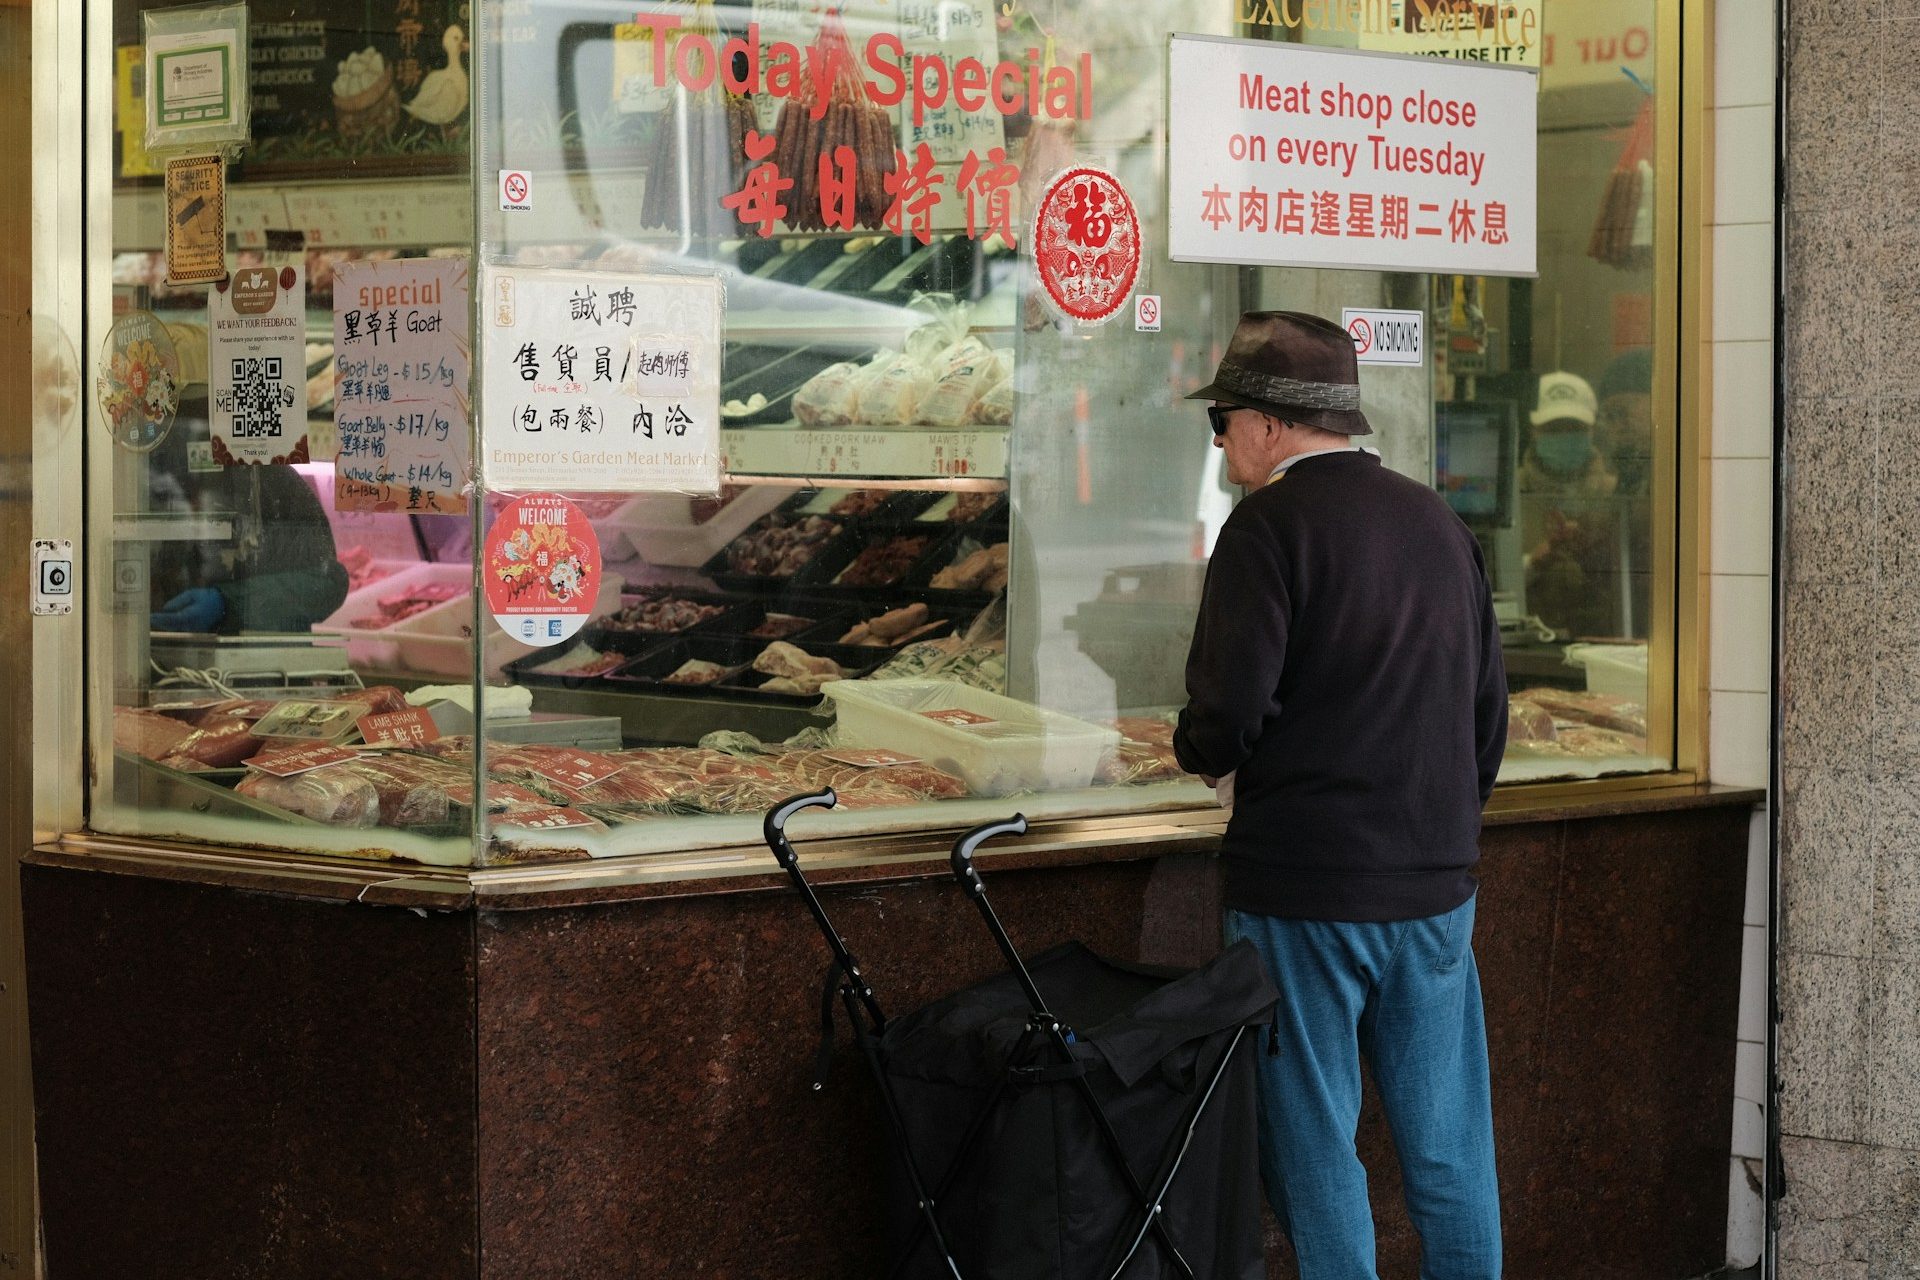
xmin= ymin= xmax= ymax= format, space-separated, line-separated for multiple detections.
xmin=1776 ymin=0 xmax=1920 ymax=1271
xmin=1710 ymin=0 xmax=1777 ymax=1267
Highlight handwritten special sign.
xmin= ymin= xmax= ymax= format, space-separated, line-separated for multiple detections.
xmin=332 ymin=256 xmax=471 ymax=514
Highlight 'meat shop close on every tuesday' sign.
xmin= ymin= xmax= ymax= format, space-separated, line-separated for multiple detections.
xmin=1167 ymin=35 xmax=1536 ymax=277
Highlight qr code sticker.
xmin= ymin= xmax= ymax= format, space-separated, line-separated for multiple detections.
xmin=229 ymin=356 xmax=294 ymax=439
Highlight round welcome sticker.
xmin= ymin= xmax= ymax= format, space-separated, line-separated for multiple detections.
xmin=1032 ymin=166 xmax=1142 ymax=325
xmin=483 ymin=494 xmax=602 ymax=648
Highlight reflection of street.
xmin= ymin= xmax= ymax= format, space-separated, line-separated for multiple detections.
xmin=1021 ymin=523 xmax=1201 ymax=723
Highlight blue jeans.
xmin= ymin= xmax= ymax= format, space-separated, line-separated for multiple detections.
xmin=1225 ymin=896 xmax=1501 ymax=1280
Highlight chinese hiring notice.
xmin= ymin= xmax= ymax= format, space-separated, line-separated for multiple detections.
xmin=480 ymin=268 xmax=724 ymax=495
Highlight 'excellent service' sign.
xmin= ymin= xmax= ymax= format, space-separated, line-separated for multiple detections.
xmin=1167 ymin=35 xmax=1536 ymax=277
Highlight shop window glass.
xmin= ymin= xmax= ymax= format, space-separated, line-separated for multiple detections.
xmin=88 ymin=0 xmax=1678 ymax=868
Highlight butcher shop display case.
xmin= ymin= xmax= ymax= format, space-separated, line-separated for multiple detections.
xmin=82 ymin=0 xmax=1690 ymax=873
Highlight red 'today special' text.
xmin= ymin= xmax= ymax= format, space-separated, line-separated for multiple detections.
xmin=631 ymin=15 xmax=1095 ymax=129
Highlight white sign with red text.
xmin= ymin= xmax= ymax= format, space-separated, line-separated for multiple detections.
xmin=481 ymin=266 xmax=723 ymax=494
xmin=1167 ymin=35 xmax=1537 ymax=277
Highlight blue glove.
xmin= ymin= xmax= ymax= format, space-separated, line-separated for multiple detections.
xmin=151 ymin=587 xmax=228 ymax=633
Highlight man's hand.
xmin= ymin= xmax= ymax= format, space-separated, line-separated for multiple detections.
xmin=1200 ymin=774 xmax=1220 ymax=788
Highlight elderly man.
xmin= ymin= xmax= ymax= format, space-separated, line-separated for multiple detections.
xmin=1174 ymin=311 xmax=1509 ymax=1280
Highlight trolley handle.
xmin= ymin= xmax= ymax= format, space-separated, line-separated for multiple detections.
xmin=765 ymin=789 xmax=837 ymax=871
xmin=949 ymin=814 xmax=1029 ymax=894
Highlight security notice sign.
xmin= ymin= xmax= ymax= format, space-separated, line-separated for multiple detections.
xmin=1166 ymin=35 xmax=1536 ymax=276
xmin=482 ymin=267 xmax=723 ymax=494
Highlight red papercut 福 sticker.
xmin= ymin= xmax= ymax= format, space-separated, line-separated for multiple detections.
xmin=1031 ymin=166 xmax=1141 ymax=325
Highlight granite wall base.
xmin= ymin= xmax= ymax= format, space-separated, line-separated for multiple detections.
xmin=23 ymin=801 xmax=1750 ymax=1279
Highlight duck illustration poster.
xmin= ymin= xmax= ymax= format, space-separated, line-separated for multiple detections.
xmin=482 ymin=494 xmax=603 ymax=648
xmin=119 ymin=2 xmax=469 ymax=180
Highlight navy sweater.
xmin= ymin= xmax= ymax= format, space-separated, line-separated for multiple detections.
xmin=1173 ymin=451 xmax=1508 ymax=922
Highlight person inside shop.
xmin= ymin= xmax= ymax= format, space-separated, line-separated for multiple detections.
xmin=1596 ymin=349 xmax=1654 ymax=497
xmin=1173 ymin=310 xmax=1507 ymax=1279
xmin=1519 ymin=369 xmax=1625 ymax=640
xmin=147 ymin=414 xmax=350 ymax=634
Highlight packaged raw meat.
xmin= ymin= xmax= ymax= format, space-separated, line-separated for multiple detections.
xmin=486 ymin=745 xmax=630 ymax=804
xmin=792 ymin=361 xmax=862 ymax=426
xmin=973 ymin=377 xmax=1014 ymax=426
xmin=237 ymin=768 xmax=379 ymax=827
xmin=781 ymin=750 xmax=968 ymax=804
xmin=856 ymin=353 xmax=936 ymax=426
xmin=1518 ymin=688 xmax=1647 ymax=737
xmin=158 ymin=712 xmax=264 ymax=770
xmin=918 ymin=351 xmax=1007 ymax=428
xmin=1094 ymin=718 xmax=1184 ymax=786
xmin=114 ymin=707 xmax=195 ymax=761
xmin=1507 ymin=699 xmax=1559 ymax=745
xmin=1554 ymin=726 xmax=1648 ymax=758
xmin=350 ymin=583 xmax=463 ymax=630
xmin=626 ymin=748 xmax=795 ymax=814
xmin=345 ymin=752 xmax=466 ymax=828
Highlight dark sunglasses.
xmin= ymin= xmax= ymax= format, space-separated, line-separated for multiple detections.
xmin=1207 ymin=405 xmax=1232 ymax=436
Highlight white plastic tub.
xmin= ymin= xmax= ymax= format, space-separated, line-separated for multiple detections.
xmin=607 ymin=488 xmax=787 ymax=566
xmin=311 ymin=562 xmax=471 ymax=670
xmin=395 ymin=572 xmax=625 ymax=677
xmin=820 ymin=679 xmax=1119 ymax=797
xmin=1565 ymin=642 xmax=1649 ymax=700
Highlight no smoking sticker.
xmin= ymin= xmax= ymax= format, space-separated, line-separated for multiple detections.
xmin=1135 ymin=295 xmax=1161 ymax=332
xmin=499 ymin=169 xmax=532 ymax=211
xmin=1340 ymin=307 xmax=1424 ymax=367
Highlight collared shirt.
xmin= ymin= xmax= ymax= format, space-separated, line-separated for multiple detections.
xmin=1267 ymin=445 xmax=1382 ymax=484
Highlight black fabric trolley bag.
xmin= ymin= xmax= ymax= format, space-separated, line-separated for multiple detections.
xmin=765 ymin=791 xmax=1279 ymax=1280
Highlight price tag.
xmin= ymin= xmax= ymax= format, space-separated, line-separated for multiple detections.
xmin=920 ymin=708 xmax=995 ymax=728
xmin=821 ymin=748 xmax=924 ymax=768
xmin=520 ymin=751 xmax=625 ymax=791
xmin=495 ymin=805 xmax=601 ymax=832
xmin=356 ymin=707 xmax=440 ymax=748
xmin=252 ymin=699 xmax=365 ymax=742
xmin=245 ymin=744 xmax=360 ymax=777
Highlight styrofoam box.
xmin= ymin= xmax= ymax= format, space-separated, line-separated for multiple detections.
xmin=395 ymin=572 xmax=625 ymax=677
xmin=311 ymin=562 xmax=470 ymax=670
xmin=1566 ymin=642 xmax=1649 ymax=700
xmin=606 ymin=488 xmax=788 ymax=567
xmin=821 ymin=679 xmax=1120 ymax=797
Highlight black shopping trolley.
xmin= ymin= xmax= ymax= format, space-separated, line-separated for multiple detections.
xmin=764 ymin=790 xmax=1277 ymax=1280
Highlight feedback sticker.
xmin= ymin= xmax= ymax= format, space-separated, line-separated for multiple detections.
xmin=483 ymin=494 xmax=602 ymax=648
